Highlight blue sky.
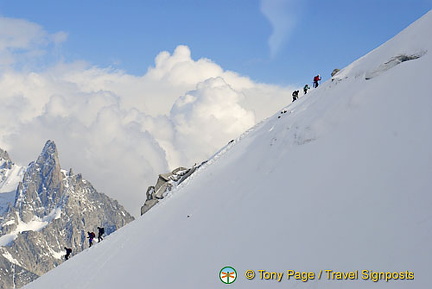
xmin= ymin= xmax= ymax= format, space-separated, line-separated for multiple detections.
xmin=1 ymin=0 xmax=430 ymax=86
xmin=0 ymin=1 xmax=431 ymax=213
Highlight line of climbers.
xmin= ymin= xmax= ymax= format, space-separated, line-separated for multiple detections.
xmin=63 ymin=226 xmax=105 ymax=261
xmin=87 ymin=226 xmax=105 ymax=247
xmin=292 ymin=74 xmax=321 ymax=102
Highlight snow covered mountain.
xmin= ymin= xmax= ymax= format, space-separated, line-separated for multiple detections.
xmin=0 ymin=149 xmax=25 ymax=215
xmin=25 ymin=10 xmax=432 ymax=289
xmin=0 ymin=141 xmax=134 ymax=288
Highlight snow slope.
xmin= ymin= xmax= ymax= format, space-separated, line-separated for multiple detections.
xmin=0 ymin=160 xmax=24 ymax=214
xmin=25 ymin=10 xmax=432 ymax=289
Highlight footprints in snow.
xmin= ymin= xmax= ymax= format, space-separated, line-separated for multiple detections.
xmin=270 ymin=110 xmax=316 ymax=146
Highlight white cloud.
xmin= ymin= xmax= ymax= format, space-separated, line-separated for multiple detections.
xmin=0 ymin=17 xmax=46 ymax=51
xmin=0 ymin=17 xmax=66 ymax=68
xmin=169 ymin=77 xmax=256 ymax=166
xmin=0 ymin=18 xmax=293 ymax=216
xmin=50 ymin=31 xmax=68 ymax=45
xmin=260 ymin=0 xmax=301 ymax=58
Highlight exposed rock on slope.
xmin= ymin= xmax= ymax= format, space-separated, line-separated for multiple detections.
xmin=141 ymin=163 xmax=205 ymax=215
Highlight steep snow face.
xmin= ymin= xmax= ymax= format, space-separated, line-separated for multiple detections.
xmin=0 ymin=149 xmax=25 ymax=214
xmin=25 ymin=10 xmax=432 ymax=289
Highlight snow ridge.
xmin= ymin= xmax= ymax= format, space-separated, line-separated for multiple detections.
xmin=25 ymin=10 xmax=432 ymax=289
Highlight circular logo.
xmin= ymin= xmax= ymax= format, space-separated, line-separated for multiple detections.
xmin=219 ymin=266 xmax=237 ymax=284
xmin=245 ymin=270 xmax=256 ymax=280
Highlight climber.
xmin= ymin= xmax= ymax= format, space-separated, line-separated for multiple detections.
xmin=97 ymin=226 xmax=105 ymax=242
xmin=303 ymin=84 xmax=310 ymax=94
xmin=87 ymin=231 xmax=95 ymax=247
xmin=313 ymin=75 xmax=321 ymax=88
xmin=64 ymin=247 xmax=72 ymax=260
xmin=292 ymin=90 xmax=300 ymax=102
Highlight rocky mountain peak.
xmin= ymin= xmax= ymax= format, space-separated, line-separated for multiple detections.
xmin=36 ymin=140 xmax=58 ymax=162
xmin=0 ymin=140 xmax=134 ymax=288
xmin=0 ymin=148 xmax=11 ymax=162
xmin=35 ymin=140 xmax=61 ymax=180
xmin=0 ymin=148 xmax=13 ymax=170
xmin=15 ymin=141 xmax=64 ymax=222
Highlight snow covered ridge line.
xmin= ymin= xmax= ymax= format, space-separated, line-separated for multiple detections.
xmin=332 ymin=49 xmax=428 ymax=82
xmin=22 ymin=11 xmax=432 ymax=289
xmin=142 ymin=113 xmax=273 ymax=211
xmin=139 ymin=120 xmax=267 ymax=215
xmin=332 ymin=9 xmax=431 ymax=82
xmin=200 ymin=114 xmax=272 ymax=167
xmin=141 ymin=165 xmax=204 ymax=215
xmin=365 ymin=50 xmax=427 ymax=80
xmin=160 ymin=119 xmax=270 ymax=193
xmin=149 ymin=100 xmax=304 ymax=209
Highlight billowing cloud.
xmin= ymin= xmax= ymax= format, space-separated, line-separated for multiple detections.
xmin=0 ymin=18 xmax=293 ymax=216
xmin=260 ymin=0 xmax=301 ymax=58
xmin=170 ymin=77 xmax=256 ymax=165
xmin=0 ymin=17 xmax=67 ymax=68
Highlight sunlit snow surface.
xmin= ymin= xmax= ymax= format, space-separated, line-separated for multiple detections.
xmin=0 ymin=208 xmax=62 ymax=246
xmin=25 ymin=11 xmax=432 ymax=289
xmin=0 ymin=162 xmax=24 ymax=214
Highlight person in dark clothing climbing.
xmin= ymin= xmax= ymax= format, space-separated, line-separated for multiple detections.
xmin=303 ymin=84 xmax=310 ymax=94
xmin=87 ymin=231 xmax=95 ymax=247
xmin=97 ymin=227 xmax=105 ymax=242
xmin=64 ymin=247 xmax=72 ymax=260
xmin=313 ymin=75 xmax=321 ymax=88
xmin=292 ymin=90 xmax=299 ymax=102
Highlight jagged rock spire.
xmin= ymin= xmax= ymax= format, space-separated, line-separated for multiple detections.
xmin=0 ymin=148 xmax=11 ymax=162
xmin=0 ymin=148 xmax=13 ymax=170
xmin=34 ymin=140 xmax=62 ymax=189
xmin=0 ymin=140 xmax=134 ymax=288
xmin=15 ymin=140 xmax=64 ymax=222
